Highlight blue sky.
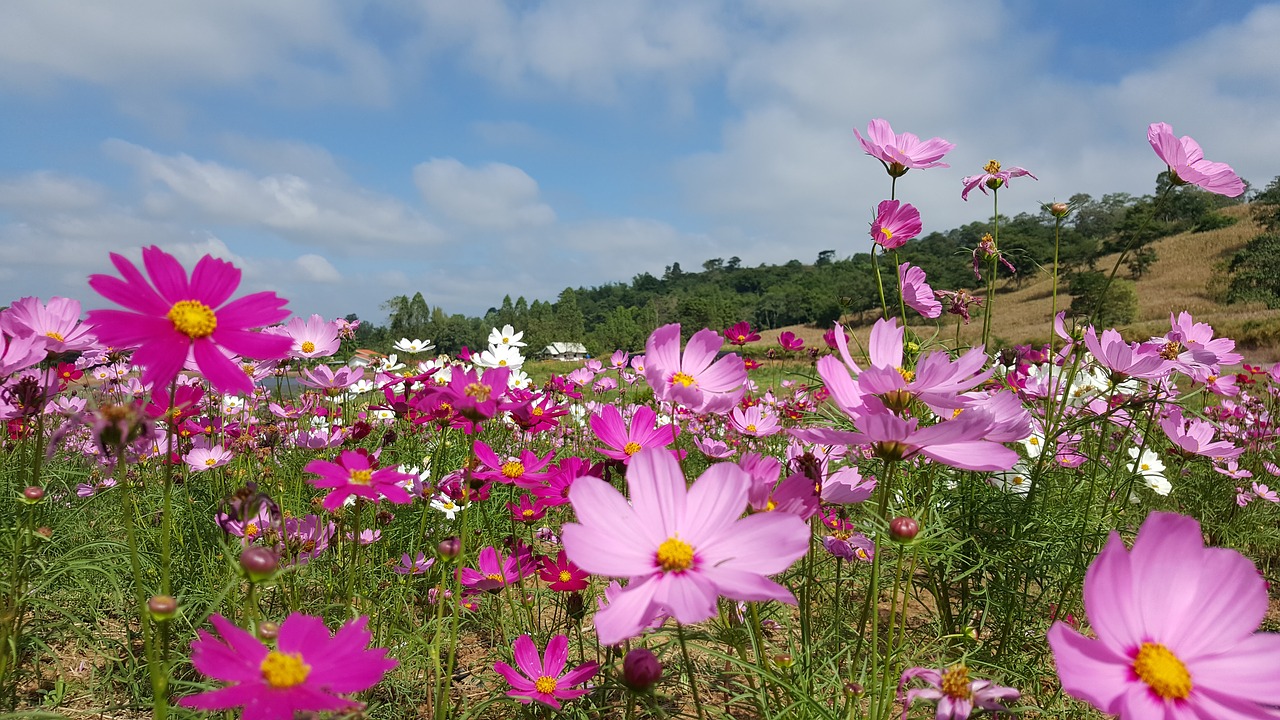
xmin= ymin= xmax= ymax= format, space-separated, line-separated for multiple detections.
xmin=2 ymin=1 xmax=1279 ymax=324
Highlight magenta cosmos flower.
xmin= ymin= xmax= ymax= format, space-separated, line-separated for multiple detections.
xmin=960 ymin=160 xmax=1037 ymax=201
xmin=1048 ymin=511 xmax=1280 ymax=719
xmin=304 ymin=450 xmax=415 ymax=511
xmin=590 ymin=404 xmax=680 ymax=463
xmin=88 ymin=246 xmax=291 ymax=395
xmin=870 ymin=200 xmax=922 ymax=250
xmin=1148 ymin=122 xmax=1245 ymax=198
xmin=643 ymin=323 xmax=746 ymax=415
xmin=494 ymin=634 xmax=599 ymax=709
xmin=179 ymin=613 xmax=397 ymax=719
xmin=853 ymin=118 xmax=955 ymax=177
xmin=562 ymin=448 xmax=809 ymax=645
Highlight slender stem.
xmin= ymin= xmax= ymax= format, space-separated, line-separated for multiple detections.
xmin=676 ymin=622 xmax=707 ymax=720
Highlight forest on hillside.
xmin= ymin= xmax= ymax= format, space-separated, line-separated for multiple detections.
xmin=349 ymin=174 xmax=1280 ymax=356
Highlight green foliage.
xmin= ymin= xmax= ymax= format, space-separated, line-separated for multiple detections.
xmin=1227 ymin=233 xmax=1280 ymax=308
xmin=1192 ymin=212 xmax=1237 ymax=233
xmin=1067 ymin=270 xmax=1138 ymax=326
xmin=1253 ymin=175 xmax=1280 ymax=235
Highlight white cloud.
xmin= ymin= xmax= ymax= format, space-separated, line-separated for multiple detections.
xmin=0 ymin=1 xmax=392 ymax=106
xmin=0 ymin=172 xmax=106 ymax=212
xmin=295 ymin=254 xmax=342 ymax=283
xmin=414 ymin=158 xmax=556 ymax=230
xmin=105 ymin=139 xmax=445 ymax=249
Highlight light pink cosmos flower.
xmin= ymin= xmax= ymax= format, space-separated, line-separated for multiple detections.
xmin=853 ymin=119 xmax=955 ymax=176
xmin=961 ymin=160 xmax=1037 ymax=201
xmin=1048 ymin=511 xmax=1280 ymax=718
xmin=839 ymin=318 xmax=991 ymax=411
xmin=643 ymin=324 xmax=746 ymax=415
xmin=562 ymin=448 xmax=809 ymax=645
xmin=1160 ymin=407 xmax=1242 ymax=460
xmin=304 ymin=450 xmax=415 ymax=511
xmin=281 ymin=314 xmax=340 ymax=359
xmin=179 ymin=613 xmax=396 ymax=719
xmin=0 ymin=296 xmax=96 ymax=353
xmin=87 ymin=247 xmax=291 ymax=396
xmin=1147 ymin=122 xmax=1245 ymax=197
xmin=730 ymin=403 xmax=781 ymax=438
xmin=898 ymin=262 xmax=942 ymax=319
xmin=0 ymin=333 xmax=47 ymax=378
xmin=590 ymin=404 xmax=680 ymax=463
xmin=870 ymin=200 xmax=922 ymax=250
xmin=898 ymin=665 xmax=1019 ymax=720
xmin=494 ymin=634 xmax=599 ymax=709
xmin=184 ymin=441 xmax=233 ymax=472
xmin=296 ymin=364 xmax=364 ymax=394
xmin=1084 ymin=327 xmax=1169 ymax=381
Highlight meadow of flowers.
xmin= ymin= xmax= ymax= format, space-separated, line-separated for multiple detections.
xmin=1 ymin=121 xmax=1278 ymax=720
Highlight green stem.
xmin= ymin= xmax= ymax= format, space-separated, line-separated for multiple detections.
xmin=676 ymin=622 xmax=707 ymax=720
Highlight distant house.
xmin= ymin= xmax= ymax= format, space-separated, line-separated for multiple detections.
xmin=542 ymin=342 xmax=589 ymax=361
xmin=347 ymin=349 xmax=387 ymax=368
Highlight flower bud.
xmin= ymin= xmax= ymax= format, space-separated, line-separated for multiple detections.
xmin=22 ymin=486 xmax=44 ymax=503
xmin=1049 ymin=202 xmax=1070 ymax=218
xmin=565 ymin=591 xmax=586 ymax=621
xmin=148 ymin=595 xmax=178 ymax=620
xmin=239 ymin=546 xmax=279 ymax=582
xmin=437 ymin=536 xmax=462 ymax=559
xmin=257 ymin=621 xmax=280 ymax=641
xmin=622 ymin=647 xmax=663 ymax=692
xmin=772 ymin=653 xmax=794 ymax=669
xmin=889 ymin=516 xmax=920 ymax=542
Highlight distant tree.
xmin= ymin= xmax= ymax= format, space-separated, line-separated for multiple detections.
xmin=726 ymin=256 xmax=742 ymax=271
xmin=554 ymin=288 xmax=586 ymax=341
xmin=1228 ymin=233 xmax=1280 ymax=308
xmin=1125 ymin=246 xmax=1158 ymax=280
xmin=1068 ymin=271 xmax=1137 ymax=326
xmin=815 ymin=250 xmax=835 ymax=266
xmin=702 ymin=257 xmax=724 ymax=273
xmin=1252 ymin=176 xmax=1280 ymax=235
xmin=663 ymin=262 xmax=684 ymax=282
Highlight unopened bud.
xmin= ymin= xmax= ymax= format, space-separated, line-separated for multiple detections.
xmin=240 ymin=546 xmax=279 ymax=582
xmin=437 ymin=536 xmax=462 ymax=559
xmin=22 ymin=486 xmax=44 ymax=503
xmin=1049 ymin=202 xmax=1070 ymax=218
xmin=148 ymin=595 xmax=178 ymax=620
xmin=622 ymin=647 xmax=663 ymax=692
xmin=772 ymin=653 xmax=794 ymax=669
xmin=257 ymin=621 xmax=280 ymax=642
xmin=889 ymin=516 xmax=920 ymax=542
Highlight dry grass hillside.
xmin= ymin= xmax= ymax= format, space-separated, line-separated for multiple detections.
xmin=775 ymin=205 xmax=1280 ymax=363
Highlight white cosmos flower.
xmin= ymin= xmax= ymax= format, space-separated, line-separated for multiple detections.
xmin=990 ymin=463 xmax=1033 ymax=496
xmin=488 ymin=325 xmax=526 ymax=348
xmin=1128 ymin=446 xmax=1170 ymax=495
xmin=431 ymin=494 xmax=463 ymax=520
xmin=476 ymin=343 xmax=525 ymax=369
xmin=393 ymin=338 xmax=435 ymax=355
xmin=373 ymin=354 xmax=405 ymax=373
xmin=348 ymin=379 xmax=375 ymax=395
xmin=507 ymin=368 xmax=532 ymax=389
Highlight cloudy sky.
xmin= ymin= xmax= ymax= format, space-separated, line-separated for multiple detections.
xmin=3 ymin=1 xmax=1279 ymax=324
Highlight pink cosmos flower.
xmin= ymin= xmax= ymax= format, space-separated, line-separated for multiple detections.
xmin=539 ymin=550 xmax=590 ymax=592
xmin=562 ymin=448 xmax=809 ymax=645
xmin=730 ymin=403 xmax=781 ymax=438
xmin=473 ymin=441 xmax=556 ymax=487
xmin=778 ymin=331 xmax=804 ymax=351
xmin=1160 ymin=407 xmax=1242 ymax=460
xmin=1048 ymin=511 xmax=1280 ymax=718
xmin=184 ymin=441 xmax=233 ymax=472
xmin=725 ymin=321 xmax=760 ymax=346
xmin=296 ymin=364 xmax=364 ymax=394
xmin=179 ymin=613 xmax=396 ymax=719
xmin=87 ymin=247 xmax=291 ymax=395
xmin=1084 ymin=327 xmax=1168 ymax=381
xmin=0 ymin=296 xmax=97 ymax=353
xmin=643 ymin=324 xmax=746 ymax=415
xmin=853 ymin=119 xmax=955 ymax=176
xmin=1147 ymin=122 xmax=1245 ymax=197
xmin=394 ymin=552 xmax=435 ymax=575
xmin=590 ymin=404 xmax=680 ymax=463
xmin=281 ymin=314 xmax=340 ymax=359
xmin=898 ymin=665 xmax=1020 ymax=720
xmin=438 ymin=365 xmax=512 ymax=432
xmin=494 ymin=634 xmax=598 ymax=709
xmin=870 ymin=200 xmax=922 ymax=250
xmin=304 ymin=450 xmax=415 ymax=511
xmin=898 ymin=263 xmax=942 ymax=319
xmin=459 ymin=544 xmax=536 ymax=593
xmin=960 ymin=160 xmax=1037 ymax=201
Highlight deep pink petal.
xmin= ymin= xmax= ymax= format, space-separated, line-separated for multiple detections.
xmin=494 ymin=661 xmax=536 ymax=691
xmin=188 ymin=255 xmax=241 ymax=307
xmin=216 ymin=291 xmax=291 ymax=331
xmin=213 ymin=328 xmax=292 ymax=361
xmin=542 ymin=634 xmax=569 ymax=677
xmin=142 ymin=245 xmax=192 ymax=302
xmin=512 ymin=635 xmax=543 ymax=679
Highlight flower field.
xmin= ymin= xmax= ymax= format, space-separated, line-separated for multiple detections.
xmin=2 ymin=121 xmax=1279 ymax=720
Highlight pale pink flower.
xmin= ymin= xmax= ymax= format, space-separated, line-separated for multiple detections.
xmin=0 ymin=296 xmax=97 ymax=353
xmin=643 ymin=324 xmax=745 ymax=415
xmin=853 ymin=119 xmax=954 ymax=176
xmin=1148 ymin=122 xmax=1245 ymax=197
xmin=898 ymin=262 xmax=942 ymax=319
xmin=961 ymin=159 xmax=1037 ymax=201
xmin=282 ymin=314 xmax=340 ymax=359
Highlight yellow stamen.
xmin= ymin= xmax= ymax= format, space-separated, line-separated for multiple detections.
xmin=260 ymin=651 xmax=310 ymax=688
xmin=167 ymin=300 xmax=218 ymax=339
xmin=623 ymin=441 xmax=642 ymax=456
xmin=534 ymin=676 xmax=558 ymax=694
xmin=501 ymin=461 xmax=525 ymax=479
xmin=940 ymin=665 xmax=972 ymax=700
xmin=46 ymin=331 xmax=65 ymax=342
xmin=670 ymin=371 xmax=696 ymax=387
xmin=656 ymin=536 xmax=695 ymax=572
xmin=746 ymin=424 xmax=758 ymax=434
xmin=464 ymin=382 xmax=491 ymax=402
xmin=881 ymin=228 xmax=893 ymax=240
xmin=300 ymin=341 xmax=315 ymax=354
xmin=204 ymin=457 xmax=217 ymax=466
xmin=349 ymin=469 xmax=373 ymax=485
xmin=558 ymin=570 xmax=572 ymax=583
xmin=1133 ymin=642 xmax=1192 ymax=700
xmin=983 ymin=160 xmax=1001 ymax=174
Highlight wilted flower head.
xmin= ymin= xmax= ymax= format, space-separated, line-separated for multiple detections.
xmin=961 ymin=159 xmax=1037 ymax=201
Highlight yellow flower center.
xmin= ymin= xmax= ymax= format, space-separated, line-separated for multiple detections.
xmin=746 ymin=424 xmax=758 ymax=434
xmin=656 ymin=536 xmax=695 ymax=572
xmin=670 ymin=372 xmax=696 ymax=388
xmin=204 ymin=457 xmax=217 ymax=466
xmin=350 ymin=469 xmax=373 ymax=485
xmin=244 ymin=522 xmax=259 ymax=539
xmin=522 ymin=509 xmax=534 ymax=518
xmin=532 ymin=407 xmax=544 ymax=416
xmin=1160 ymin=341 xmax=1184 ymax=361
xmin=485 ymin=573 xmax=505 ymax=583
xmin=1133 ymin=642 xmax=1192 ymax=700
xmin=300 ymin=341 xmax=315 ymax=354
xmin=623 ymin=441 xmax=642 ymax=456
xmin=534 ymin=676 xmax=558 ymax=694
xmin=464 ymin=382 xmax=491 ymax=402
xmin=1141 ymin=463 xmax=1151 ymax=472
xmin=983 ymin=159 xmax=1001 ymax=174
xmin=766 ymin=498 xmax=777 ymax=511
xmin=896 ymin=367 xmax=915 ymax=383
xmin=260 ymin=651 xmax=311 ymax=689
xmin=1028 ymin=437 xmax=1039 ymax=446
xmin=167 ymin=300 xmax=218 ymax=339
xmin=558 ymin=570 xmax=572 ymax=582
xmin=939 ymin=665 xmax=972 ymax=700
xmin=881 ymin=228 xmax=893 ymax=240
xmin=46 ymin=331 xmax=65 ymax=342
xmin=501 ymin=461 xmax=525 ymax=479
